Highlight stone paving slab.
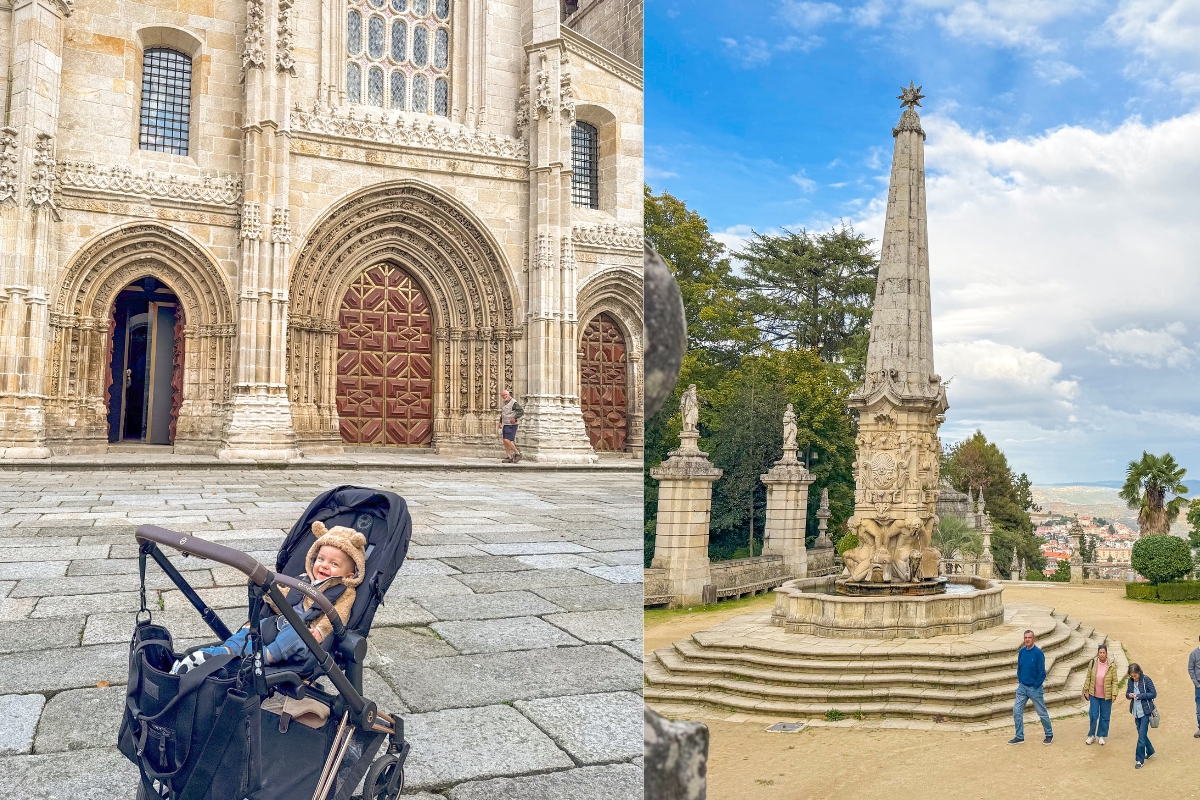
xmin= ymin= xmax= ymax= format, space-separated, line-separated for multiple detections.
xmin=0 ymin=617 xmax=84 ymax=654
xmin=545 ymin=609 xmax=644 ymax=644
xmin=0 ymin=693 xmax=44 ymax=755
xmin=611 ymin=640 xmax=642 ymax=661
xmin=580 ymin=565 xmax=643 ymax=584
xmin=451 ymin=568 xmax=607 ymax=594
xmin=0 ymin=644 xmax=128 ymax=694
xmin=586 ymin=550 xmax=644 ymax=567
xmin=532 ymin=584 xmax=645 ymax=613
xmin=383 ymin=645 xmax=642 ymax=713
xmin=402 ymin=705 xmax=575 ymax=791
xmin=514 ymin=554 xmax=604 ymax=570
xmin=414 ymin=590 xmax=565 ymax=621
xmin=33 ymin=685 xmax=127 ymax=754
xmin=0 ymin=466 xmax=641 ymax=796
xmin=446 ymin=763 xmax=644 ymax=800
xmin=431 ymin=617 xmax=584 ymax=654
xmin=0 ymin=747 xmax=139 ymax=799
xmin=514 ymin=691 xmax=644 ymax=765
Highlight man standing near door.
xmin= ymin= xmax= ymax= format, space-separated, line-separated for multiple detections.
xmin=498 ymin=390 xmax=524 ymax=463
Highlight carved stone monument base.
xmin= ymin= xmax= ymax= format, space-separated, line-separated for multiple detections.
xmin=836 ymin=577 xmax=947 ymax=597
xmin=650 ymin=430 xmax=722 ymax=607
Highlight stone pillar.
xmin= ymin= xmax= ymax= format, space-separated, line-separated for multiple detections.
xmin=650 ymin=429 xmax=721 ymax=607
xmin=760 ymin=443 xmax=815 ymax=579
xmin=0 ymin=0 xmax=73 ymax=459
xmin=808 ymin=487 xmax=835 ymax=576
xmin=516 ymin=3 xmax=596 ymax=462
xmin=1010 ymin=550 xmax=1020 ymax=581
xmin=220 ymin=0 xmax=300 ymax=460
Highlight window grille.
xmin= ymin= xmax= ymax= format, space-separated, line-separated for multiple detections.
xmin=412 ymin=75 xmax=428 ymax=113
xmin=434 ymin=78 xmax=448 ymax=116
xmin=346 ymin=0 xmax=448 ymax=115
xmin=139 ymin=48 xmax=192 ymax=156
xmin=367 ymin=67 xmax=384 ymax=106
xmin=571 ymin=122 xmax=599 ymax=209
xmin=390 ymin=71 xmax=406 ymax=109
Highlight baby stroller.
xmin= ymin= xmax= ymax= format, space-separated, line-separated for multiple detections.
xmin=118 ymin=486 xmax=413 ymax=800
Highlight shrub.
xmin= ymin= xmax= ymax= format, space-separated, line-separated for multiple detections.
xmin=1024 ymin=569 xmax=1047 ymax=581
xmin=1050 ymin=560 xmax=1072 ymax=582
xmin=836 ymin=533 xmax=859 ymax=556
xmin=1131 ymin=535 xmax=1194 ymax=584
xmin=1125 ymin=581 xmax=1200 ymax=601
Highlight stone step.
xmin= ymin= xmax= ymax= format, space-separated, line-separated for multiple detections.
xmin=668 ymin=620 xmax=1088 ymax=680
xmin=655 ymin=631 xmax=1095 ymax=696
xmin=646 ymin=641 xmax=1096 ymax=707
xmin=643 ymin=682 xmax=1089 ymax=722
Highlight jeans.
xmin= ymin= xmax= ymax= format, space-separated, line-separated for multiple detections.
xmin=1135 ymin=712 xmax=1155 ymax=763
xmin=1195 ymin=686 xmax=1200 ymax=730
xmin=1088 ymin=696 xmax=1112 ymax=737
xmin=202 ymin=620 xmax=309 ymax=665
xmin=1013 ymin=683 xmax=1053 ymax=740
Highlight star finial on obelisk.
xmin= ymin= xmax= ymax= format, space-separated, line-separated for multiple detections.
xmin=898 ymin=81 xmax=925 ymax=109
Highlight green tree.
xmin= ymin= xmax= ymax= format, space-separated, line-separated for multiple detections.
xmin=738 ymin=226 xmax=878 ymax=375
xmin=1131 ymin=535 xmax=1194 ymax=584
xmin=1119 ymin=452 xmax=1189 ymax=535
xmin=931 ymin=515 xmax=984 ymax=558
xmin=1051 ymin=559 xmax=1072 ymax=582
xmin=702 ymin=349 xmax=857 ymax=560
xmin=1184 ymin=498 xmax=1200 ymax=553
xmin=942 ymin=430 xmax=1044 ymax=575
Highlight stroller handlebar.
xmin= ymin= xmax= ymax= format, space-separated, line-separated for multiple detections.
xmin=136 ymin=525 xmax=271 ymax=586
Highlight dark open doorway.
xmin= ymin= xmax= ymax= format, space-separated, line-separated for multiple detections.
xmin=107 ymin=277 xmax=183 ymax=445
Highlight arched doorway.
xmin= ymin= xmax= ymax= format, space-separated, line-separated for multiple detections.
xmin=336 ymin=263 xmax=434 ymax=446
xmin=579 ymin=312 xmax=628 ymax=451
xmin=106 ymin=277 xmax=184 ymax=444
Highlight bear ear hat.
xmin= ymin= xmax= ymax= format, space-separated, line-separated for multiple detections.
xmin=312 ymin=520 xmax=329 ymax=538
xmin=350 ymin=531 xmax=367 ymax=550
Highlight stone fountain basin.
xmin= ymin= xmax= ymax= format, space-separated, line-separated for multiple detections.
xmin=770 ymin=575 xmax=1004 ymax=640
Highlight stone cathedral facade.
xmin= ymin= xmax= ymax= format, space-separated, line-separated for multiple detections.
xmin=0 ymin=0 xmax=643 ymax=462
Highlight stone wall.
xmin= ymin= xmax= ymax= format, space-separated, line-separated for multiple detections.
xmin=0 ymin=0 xmax=644 ymax=460
xmin=709 ymin=555 xmax=787 ymax=600
xmin=563 ymin=0 xmax=643 ymax=67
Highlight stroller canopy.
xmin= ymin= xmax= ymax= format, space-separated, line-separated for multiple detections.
xmin=274 ymin=485 xmax=412 ymax=637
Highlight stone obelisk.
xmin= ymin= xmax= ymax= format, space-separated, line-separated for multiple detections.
xmin=841 ymin=83 xmax=948 ymax=590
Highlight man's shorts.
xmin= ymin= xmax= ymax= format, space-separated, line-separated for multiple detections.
xmin=502 ymin=424 xmax=517 ymax=441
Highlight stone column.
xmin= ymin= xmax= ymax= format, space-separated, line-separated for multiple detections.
xmin=220 ymin=0 xmax=300 ymax=460
xmin=760 ymin=442 xmax=815 ymax=579
xmin=808 ymin=487 xmax=835 ymax=576
xmin=650 ymin=428 xmax=721 ymax=607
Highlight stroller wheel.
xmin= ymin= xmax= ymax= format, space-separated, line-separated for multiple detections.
xmin=363 ymin=753 xmax=404 ymax=800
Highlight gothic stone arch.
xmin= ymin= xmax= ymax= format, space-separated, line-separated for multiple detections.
xmin=47 ymin=222 xmax=235 ymax=454
xmin=288 ymin=180 xmax=521 ymax=453
xmin=577 ymin=267 xmax=643 ymax=455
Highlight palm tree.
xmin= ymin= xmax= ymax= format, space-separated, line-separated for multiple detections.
xmin=1119 ymin=452 xmax=1189 ymax=536
xmin=932 ymin=514 xmax=984 ymax=558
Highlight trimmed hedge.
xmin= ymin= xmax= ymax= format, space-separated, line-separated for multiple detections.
xmin=1130 ymin=535 xmax=1193 ymax=584
xmin=1126 ymin=581 xmax=1200 ymax=601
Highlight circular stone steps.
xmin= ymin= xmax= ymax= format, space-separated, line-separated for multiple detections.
xmin=644 ymin=602 xmax=1124 ymax=724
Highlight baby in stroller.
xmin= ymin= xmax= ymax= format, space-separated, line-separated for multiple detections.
xmin=171 ymin=521 xmax=367 ymax=674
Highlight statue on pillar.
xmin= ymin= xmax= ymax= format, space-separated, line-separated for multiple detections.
xmin=681 ymin=384 xmax=699 ymax=432
xmin=782 ymin=403 xmax=797 ymax=449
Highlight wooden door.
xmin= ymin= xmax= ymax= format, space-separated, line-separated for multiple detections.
xmin=579 ymin=313 xmax=628 ymax=451
xmin=337 ymin=264 xmax=434 ymax=445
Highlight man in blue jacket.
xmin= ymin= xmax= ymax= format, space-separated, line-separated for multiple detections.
xmin=1009 ymin=629 xmax=1054 ymax=745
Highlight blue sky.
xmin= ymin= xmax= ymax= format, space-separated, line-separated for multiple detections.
xmin=647 ymin=0 xmax=1200 ymax=486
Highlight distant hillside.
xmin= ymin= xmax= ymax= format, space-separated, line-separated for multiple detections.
xmin=1031 ymin=483 xmax=1194 ymax=534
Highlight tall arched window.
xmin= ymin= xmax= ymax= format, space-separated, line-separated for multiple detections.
xmin=571 ymin=122 xmax=599 ymax=209
xmin=139 ymin=47 xmax=193 ymax=155
xmin=346 ymin=0 xmax=450 ymax=115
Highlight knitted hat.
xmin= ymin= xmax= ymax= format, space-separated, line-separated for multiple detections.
xmin=306 ymin=521 xmax=368 ymax=588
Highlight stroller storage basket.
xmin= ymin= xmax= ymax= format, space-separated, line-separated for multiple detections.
xmin=119 ymin=486 xmax=412 ymax=800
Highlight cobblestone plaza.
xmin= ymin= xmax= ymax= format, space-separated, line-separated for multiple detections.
xmin=0 ymin=463 xmax=643 ymax=798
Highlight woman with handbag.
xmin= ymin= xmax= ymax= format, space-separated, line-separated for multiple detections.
xmin=1125 ymin=663 xmax=1158 ymax=768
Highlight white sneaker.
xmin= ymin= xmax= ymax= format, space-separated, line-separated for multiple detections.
xmin=1098 ymin=738 xmax=1105 ymax=746
xmin=1086 ymin=736 xmax=1095 ymax=745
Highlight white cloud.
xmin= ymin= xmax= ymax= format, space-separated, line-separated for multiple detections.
xmin=937 ymin=340 xmax=1079 ymax=404
xmin=779 ymin=1 xmax=845 ymax=28
xmin=1033 ymin=59 xmax=1085 ymax=84
xmin=1094 ymin=322 xmax=1193 ymax=367
xmin=720 ymin=36 xmax=773 ymax=67
xmin=1106 ymin=0 xmax=1200 ymax=94
xmin=712 ymin=224 xmax=757 ymax=259
xmin=645 ymin=165 xmax=679 ymax=181
xmin=790 ymin=169 xmax=818 ymax=192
